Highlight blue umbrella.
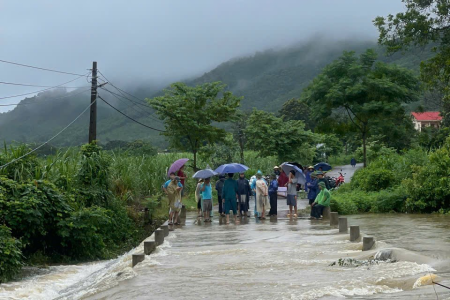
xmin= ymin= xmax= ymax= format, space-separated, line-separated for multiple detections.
xmin=314 ymin=162 xmax=332 ymax=171
xmin=214 ymin=163 xmax=249 ymax=174
xmin=281 ymin=163 xmax=306 ymax=185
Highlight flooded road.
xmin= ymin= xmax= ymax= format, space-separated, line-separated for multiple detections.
xmin=80 ymin=212 xmax=447 ymax=300
xmin=2 ymin=210 xmax=450 ymax=300
xmin=2 ymin=164 xmax=449 ymax=300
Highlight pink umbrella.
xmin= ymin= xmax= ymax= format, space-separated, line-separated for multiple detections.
xmin=168 ymin=158 xmax=189 ymax=176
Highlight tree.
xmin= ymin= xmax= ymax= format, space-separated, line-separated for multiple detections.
xmin=245 ymin=109 xmax=316 ymax=163
xmin=232 ymin=110 xmax=249 ymax=164
xmin=147 ymin=82 xmax=241 ymax=170
xmin=374 ymin=0 xmax=450 ymax=125
xmin=199 ymin=134 xmax=239 ymax=168
xmin=315 ymin=134 xmax=343 ymax=162
xmin=302 ymin=49 xmax=419 ymax=167
xmin=279 ymin=98 xmax=315 ymax=130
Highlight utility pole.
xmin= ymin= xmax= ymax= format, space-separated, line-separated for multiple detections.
xmin=88 ymin=61 xmax=97 ymax=144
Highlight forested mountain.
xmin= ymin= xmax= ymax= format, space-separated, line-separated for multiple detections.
xmin=0 ymin=39 xmax=432 ymax=148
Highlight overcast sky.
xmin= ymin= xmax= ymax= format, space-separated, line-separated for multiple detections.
xmin=0 ymin=0 xmax=404 ymax=112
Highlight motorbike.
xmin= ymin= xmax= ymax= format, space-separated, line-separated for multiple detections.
xmin=334 ymin=171 xmax=346 ymax=187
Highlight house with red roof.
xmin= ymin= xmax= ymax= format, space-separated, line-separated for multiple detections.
xmin=411 ymin=112 xmax=442 ymax=132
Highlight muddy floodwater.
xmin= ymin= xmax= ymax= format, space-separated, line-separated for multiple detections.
xmin=2 ymin=210 xmax=449 ymax=300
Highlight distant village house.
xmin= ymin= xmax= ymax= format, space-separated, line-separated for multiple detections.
xmin=411 ymin=112 xmax=442 ymax=132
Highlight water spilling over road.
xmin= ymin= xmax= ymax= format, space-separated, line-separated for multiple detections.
xmin=1 ymin=165 xmax=449 ymax=299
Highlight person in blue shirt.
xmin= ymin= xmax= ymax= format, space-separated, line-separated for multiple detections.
xmin=200 ymin=177 xmax=213 ymax=222
xmin=307 ymin=173 xmax=318 ymax=207
xmin=268 ymin=174 xmax=278 ymax=216
xmin=162 ymin=172 xmax=183 ymax=225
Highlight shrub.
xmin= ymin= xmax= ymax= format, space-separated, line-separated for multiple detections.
xmin=0 ymin=177 xmax=72 ymax=254
xmin=0 ymin=225 xmax=23 ymax=283
xmin=403 ymin=138 xmax=450 ymax=212
xmin=351 ymin=168 xmax=396 ymax=191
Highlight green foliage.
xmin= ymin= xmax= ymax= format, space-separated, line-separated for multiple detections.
xmin=0 ymin=177 xmax=72 ymax=253
xmin=57 ymin=206 xmax=113 ymax=259
xmin=375 ymin=0 xmax=450 ymax=125
xmin=331 ymin=186 xmax=407 ymax=215
xmin=245 ymin=109 xmax=316 ymax=162
xmin=0 ymin=144 xmax=39 ymax=182
xmin=0 ymin=225 xmax=23 ymax=283
xmin=418 ymin=126 xmax=450 ymax=150
xmin=315 ymin=134 xmax=343 ymax=162
xmin=351 ymin=168 xmax=396 ymax=192
xmin=303 ymin=49 xmax=420 ymax=167
xmin=199 ymin=134 xmax=239 ymax=167
xmin=104 ymin=140 xmax=157 ymax=156
xmin=279 ymin=98 xmax=315 ymax=130
xmin=403 ymin=137 xmax=450 ymax=212
xmin=147 ymin=82 xmax=241 ymax=170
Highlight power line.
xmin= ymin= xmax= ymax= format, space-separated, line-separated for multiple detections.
xmin=0 ymin=59 xmax=86 ymax=76
xmin=0 ymin=87 xmax=91 ymax=107
xmin=0 ymin=73 xmax=89 ymax=100
xmin=99 ymin=87 xmax=164 ymax=124
xmin=98 ymin=94 xmax=165 ymax=132
xmin=0 ymin=98 xmax=97 ymax=170
xmin=97 ymin=70 xmax=159 ymax=117
xmin=0 ymin=81 xmax=88 ymax=88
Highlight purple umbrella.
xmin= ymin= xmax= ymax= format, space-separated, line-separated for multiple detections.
xmin=168 ymin=158 xmax=189 ymax=176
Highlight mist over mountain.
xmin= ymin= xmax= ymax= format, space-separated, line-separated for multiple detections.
xmin=0 ymin=38 xmax=432 ymax=148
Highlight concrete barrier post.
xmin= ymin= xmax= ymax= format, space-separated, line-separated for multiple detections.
xmin=132 ymin=253 xmax=145 ymax=267
xmin=180 ymin=205 xmax=187 ymax=219
xmin=144 ymin=241 xmax=156 ymax=255
xmin=362 ymin=236 xmax=375 ymax=251
xmin=161 ymin=225 xmax=169 ymax=237
xmin=155 ymin=229 xmax=164 ymax=246
xmin=330 ymin=212 xmax=339 ymax=226
xmin=338 ymin=217 xmax=348 ymax=233
xmin=322 ymin=206 xmax=331 ymax=220
xmin=350 ymin=225 xmax=360 ymax=241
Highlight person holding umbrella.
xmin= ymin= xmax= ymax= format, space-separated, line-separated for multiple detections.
xmin=200 ymin=178 xmax=213 ymax=222
xmin=163 ymin=172 xmax=183 ymax=225
xmin=286 ymin=170 xmax=298 ymax=218
xmin=222 ymin=173 xmax=239 ymax=224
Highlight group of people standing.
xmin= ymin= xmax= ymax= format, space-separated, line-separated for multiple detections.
xmin=163 ymin=164 xmax=333 ymax=225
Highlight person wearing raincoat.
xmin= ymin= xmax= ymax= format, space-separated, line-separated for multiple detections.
xmin=305 ymin=166 xmax=314 ymax=192
xmin=163 ymin=173 xmax=183 ymax=225
xmin=255 ymin=172 xmax=270 ymax=219
xmin=310 ymin=182 xmax=331 ymax=219
xmin=307 ymin=172 xmax=318 ymax=206
xmin=222 ymin=173 xmax=239 ymax=224
xmin=268 ymin=174 xmax=278 ymax=216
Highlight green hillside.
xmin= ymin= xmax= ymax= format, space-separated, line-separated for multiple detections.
xmin=0 ymin=39 xmax=433 ymax=148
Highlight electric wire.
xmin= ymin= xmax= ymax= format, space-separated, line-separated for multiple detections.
xmin=0 ymin=81 xmax=88 ymax=88
xmin=99 ymin=87 xmax=164 ymax=124
xmin=96 ymin=70 xmax=159 ymax=118
xmin=0 ymin=59 xmax=86 ymax=76
xmin=0 ymin=73 xmax=89 ymax=100
xmin=0 ymin=98 xmax=97 ymax=169
xmin=0 ymin=87 xmax=91 ymax=107
xmin=97 ymin=94 xmax=165 ymax=132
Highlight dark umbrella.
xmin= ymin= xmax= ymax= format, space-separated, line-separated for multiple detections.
xmin=314 ymin=162 xmax=332 ymax=171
